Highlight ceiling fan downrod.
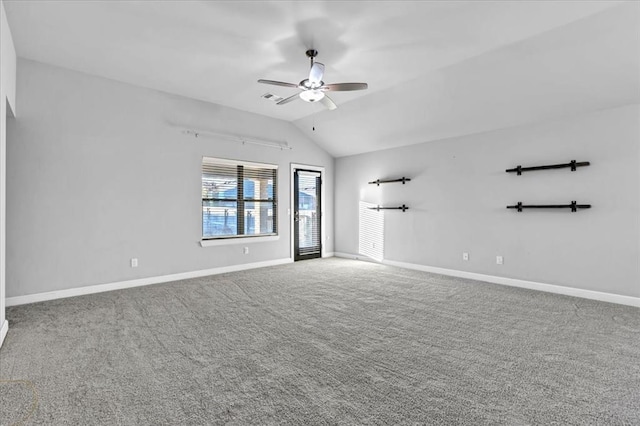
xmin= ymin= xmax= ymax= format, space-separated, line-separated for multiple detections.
xmin=306 ymin=49 xmax=318 ymax=67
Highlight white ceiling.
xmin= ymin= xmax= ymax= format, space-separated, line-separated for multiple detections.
xmin=4 ymin=1 xmax=639 ymax=157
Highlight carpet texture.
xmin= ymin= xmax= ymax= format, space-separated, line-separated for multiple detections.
xmin=0 ymin=258 xmax=638 ymax=425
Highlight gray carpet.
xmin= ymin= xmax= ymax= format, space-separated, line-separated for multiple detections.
xmin=0 ymin=258 xmax=638 ymax=425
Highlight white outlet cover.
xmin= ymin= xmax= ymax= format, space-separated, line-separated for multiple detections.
xmin=496 ymin=256 xmax=504 ymax=265
xmin=463 ymin=252 xmax=469 ymax=261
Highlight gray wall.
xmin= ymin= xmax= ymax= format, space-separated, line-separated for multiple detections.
xmin=1 ymin=0 xmax=17 ymax=341
xmin=335 ymin=104 xmax=640 ymax=298
xmin=6 ymin=59 xmax=334 ymax=298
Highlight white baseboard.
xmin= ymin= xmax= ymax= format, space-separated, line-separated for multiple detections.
xmin=0 ymin=320 xmax=8 ymax=348
xmin=334 ymin=252 xmax=355 ymax=259
xmin=334 ymin=252 xmax=379 ymax=263
xmin=7 ymin=255 xmax=638 ymax=309
xmin=6 ymin=258 xmax=293 ymax=307
xmin=335 ymin=253 xmax=639 ymax=307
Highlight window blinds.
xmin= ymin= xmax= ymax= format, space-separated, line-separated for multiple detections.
xmin=202 ymin=157 xmax=278 ymax=239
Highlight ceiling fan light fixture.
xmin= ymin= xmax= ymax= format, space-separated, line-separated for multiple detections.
xmin=299 ymin=90 xmax=325 ymax=103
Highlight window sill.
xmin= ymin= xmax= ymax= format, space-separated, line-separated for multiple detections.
xmin=200 ymin=235 xmax=280 ymax=247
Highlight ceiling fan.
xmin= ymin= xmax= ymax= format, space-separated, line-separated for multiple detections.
xmin=258 ymin=49 xmax=368 ymax=110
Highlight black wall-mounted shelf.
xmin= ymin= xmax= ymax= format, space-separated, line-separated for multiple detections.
xmin=506 ymin=160 xmax=590 ymax=175
xmin=368 ymin=204 xmax=409 ymax=212
xmin=368 ymin=177 xmax=411 ymax=186
xmin=507 ymin=201 xmax=591 ymax=212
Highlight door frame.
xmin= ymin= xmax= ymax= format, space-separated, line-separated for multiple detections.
xmin=290 ymin=163 xmax=326 ymax=261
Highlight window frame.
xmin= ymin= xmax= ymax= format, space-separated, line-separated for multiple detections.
xmin=201 ymin=157 xmax=278 ymax=242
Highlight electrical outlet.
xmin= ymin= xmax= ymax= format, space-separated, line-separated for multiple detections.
xmin=243 ymin=247 xmax=249 ymax=255
xmin=463 ymin=252 xmax=469 ymax=261
xmin=130 ymin=258 xmax=138 ymax=268
xmin=496 ymin=255 xmax=504 ymax=265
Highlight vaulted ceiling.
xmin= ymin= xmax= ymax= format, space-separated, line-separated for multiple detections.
xmin=4 ymin=1 xmax=639 ymax=156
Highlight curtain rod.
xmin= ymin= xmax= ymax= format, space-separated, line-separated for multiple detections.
xmin=180 ymin=128 xmax=292 ymax=150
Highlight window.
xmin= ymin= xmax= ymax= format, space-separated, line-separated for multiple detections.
xmin=202 ymin=157 xmax=277 ymax=239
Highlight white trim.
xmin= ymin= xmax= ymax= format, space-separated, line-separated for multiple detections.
xmin=334 ymin=253 xmax=640 ymax=307
xmin=6 ymin=258 xmax=293 ymax=307
xmin=202 ymin=156 xmax=278 ymax=169
xmin=334 ymin=252 xmax=354 ymax=258
xmin=200 ymin=235 xmax=279 ymax=247
xmin=322 ymin=252 xmax=335 ymax=258
xmin=290 ymin=163 xmax=326 ymax=261
xmin=0 ymin=320 xmax=8 ymax=348
xmin=334 ymin=252 xmax=379 ymax=263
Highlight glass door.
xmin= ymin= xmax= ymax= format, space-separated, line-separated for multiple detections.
xmin=294 ymin=169 xmax=322 ymax=261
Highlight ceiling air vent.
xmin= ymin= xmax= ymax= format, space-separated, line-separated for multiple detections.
xmin=262 ymin=93 xmax=284 ymax=103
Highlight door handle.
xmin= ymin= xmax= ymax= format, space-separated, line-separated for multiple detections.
xmin=294 ymin=211 xmax=300 ymax=222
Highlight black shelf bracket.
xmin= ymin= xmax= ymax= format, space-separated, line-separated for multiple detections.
xmin=507 ymin=201 xmax=591 ymax=212
xmin=368 ymin=177 xmax=411 ymax=186
xmin=368 ymin=204 xmax=409 ymax=212
xmin=506 ymin=160 xmax=590 ymax=175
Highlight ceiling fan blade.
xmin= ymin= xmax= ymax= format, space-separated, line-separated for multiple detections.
xmin=276 ymin=93 xmax=301 ymax=105
xmin=309 ymin=62 xmax=325 ymax=85
xmin=322 ymin=82 xmax=368 ymax=92
xmin=319 ymin=94 xmax=337 ymax=111
xmin=258 ymin=79 xmax=299 ymax=88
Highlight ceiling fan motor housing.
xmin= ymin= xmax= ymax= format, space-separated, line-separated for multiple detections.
xmin=301 ymin=79 xmax=324 ymax=90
